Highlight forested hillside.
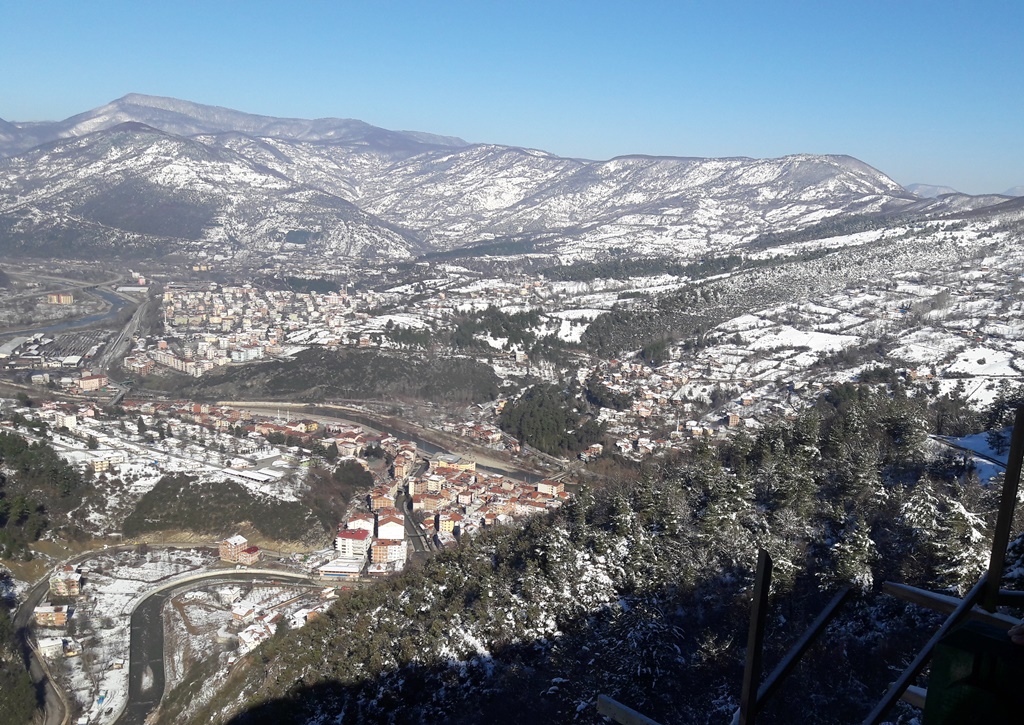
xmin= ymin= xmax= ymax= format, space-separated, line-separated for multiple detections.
xmin=173 ymin=349 xmax=500 ymax=404
xmin=0 ymin=427 xmax=90 ymax=558
xmin=168 ymin=385 xmax=1023 ymax=725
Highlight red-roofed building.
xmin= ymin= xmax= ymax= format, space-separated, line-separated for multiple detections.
xmin=345 ymin=512 xmax=375 ymax=533
xmin=220 ymin=534 xmax=248 ymax=563
xmin=238 ymin=546 xmax=261 ymax=565
xmin=536 ymin=479 xmax=565 ymax=496
xmin=335 ymin=529 xmax=371 ymax=559
xmin=370 ymin=488 xmax=394 ymax=511
xmin=377 ymin=513 xmax=405 ymax=540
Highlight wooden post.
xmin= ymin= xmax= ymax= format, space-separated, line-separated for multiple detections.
xmin=982 ymin=405 xmax=1024 ymax=612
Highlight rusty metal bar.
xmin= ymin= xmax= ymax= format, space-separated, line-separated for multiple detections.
xmin=756 ymin=586 xmax=852 ymax=708
xmin=882 ymin=582 xmax=1017 ymax=629
xmin=983 ymin=405 xmax=1024 ymax=611
xmin=595 ymin=695 xmax=663 ymax=725
xmin=862 ymin=574 xmax=988 ymax=725
xmin=740 ymin=549 xmax=773 ymax=725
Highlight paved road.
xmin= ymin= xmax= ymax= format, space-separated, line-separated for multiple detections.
xmin=395 ymin=490 xmax=432 ymax=553
xmin=13 ymin=558 xmax=85 ymax=725
xmin=1 ymin=270 xmax=124 ymax=304
xmin=96 ymin=297 xmax=149 ymax=374
xmin=930 ymin=435 xmax=1008 ymax=470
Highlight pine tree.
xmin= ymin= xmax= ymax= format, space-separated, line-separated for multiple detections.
xmin=824 ymin=516 xmax=877 ymax=591
xmin=935 ymin=501 xmax=989 ymax=594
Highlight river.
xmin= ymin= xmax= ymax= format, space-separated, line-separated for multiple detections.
xmin=12 ymin=288 xmax=130 ymax=336
xmin=117 ymin=572 xmax=316 ymax=725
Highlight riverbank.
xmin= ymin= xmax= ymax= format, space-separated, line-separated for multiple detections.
xmin=0 ymin=286 xmax=131 ymax=339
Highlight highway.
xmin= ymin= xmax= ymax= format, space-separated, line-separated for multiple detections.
xmin=95 ymin=296 xmax=149 ymax=375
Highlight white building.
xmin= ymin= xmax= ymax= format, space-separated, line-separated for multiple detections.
xmin=334 ymin=529 xmax=371 ymax=559
xmin=376 ymin=513 xmax=405 ymax=541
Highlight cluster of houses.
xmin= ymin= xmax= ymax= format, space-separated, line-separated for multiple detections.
xmin=317 ymin=446 xmax=572 ymax=580
xmin=407 ymin=456 xmax=568 ymax=542
xmin=33 ymin=565 xmax=84 ymax=660
xmin=28 ymin=370 xmax=110 ymax=394
xmin=131 ymin=281 xmax=402 ymax=377
xmin=321 ymin=504 xmax=410 ymax=580
xmin=442 ymin=419 xmax=521 ymax=453
xmin=229 ymin=586 xmax=334 ymax=655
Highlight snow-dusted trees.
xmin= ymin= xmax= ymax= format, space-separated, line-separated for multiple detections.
xmin=822 ymin=515 xmax=878 ymax=591
xmin=933 ymin=500 xmax=989 ymax=594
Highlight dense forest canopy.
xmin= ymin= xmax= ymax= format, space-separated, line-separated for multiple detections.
xmin=499 ymin=383 xmax=604 ymax=455
xmin=0 ymin=429 xmax=89 ymax=559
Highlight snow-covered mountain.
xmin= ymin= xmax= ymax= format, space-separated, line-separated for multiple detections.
xmin=0 ymin=122 xmax=418 ymax=259
xmin=0 ymin=95 xmax=1014 ymax=261
xmin=0 ymin=94 xmax=468 ymax=159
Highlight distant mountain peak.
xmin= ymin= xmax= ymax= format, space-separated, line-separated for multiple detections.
xmin=0 ymin=94 xmax=470 ymax=159
xmin=906 ymin=183 xmax=961 ymax=198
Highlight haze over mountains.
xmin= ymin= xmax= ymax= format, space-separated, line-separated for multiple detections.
xmin=0 ymin=94 xmax=1018 ymax=261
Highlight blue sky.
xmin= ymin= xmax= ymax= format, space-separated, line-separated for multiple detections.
xmin=1 ymin=1 xmax=1021 ymax=194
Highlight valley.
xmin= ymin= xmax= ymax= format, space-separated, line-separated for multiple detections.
xmin=0 ymin=94 xmax=1022 ymax=725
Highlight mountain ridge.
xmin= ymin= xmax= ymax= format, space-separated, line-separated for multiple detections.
xmin=0 ymin=95 xmax=1015 ymax=262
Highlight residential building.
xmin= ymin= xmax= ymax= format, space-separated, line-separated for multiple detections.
xmin=536 ymin=480 xmax=565 ymax=496
xmin=377 ymin=513 xmax=405 ymax=540
xmin=232 ymin=600 xmax=256 ymax=624
xmin=49 ymin=566 xmax=82 ymax=597
xmin=78 ymin=374 xmax=108 ymax=392
xmin=335 ymin=529 xmax=371 ymax=559
xmin=370 ymin=539 xmax=407 ymax=564
xmin=345 ymin=513 xmax=375 ymax=533
xmin=237 ymin=546 xmax=261 ymax=565
xmin=220 ymin=534 xmax=249 ymax=562
xmin=37 ymin=637 xmax=65 ymax=659
xmin=34 ymin=605 xmax=69 ymax=628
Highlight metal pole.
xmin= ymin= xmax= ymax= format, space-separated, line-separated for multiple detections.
xmin=982 ymin=405 xmax=1024 ymax=612
xmin=862 ymin=574 xmax=988 ymax=725
xmin=756 ymin=587 xmax=852 ymax=708
xmin=740 ymin=549 xmax=773 ymax=725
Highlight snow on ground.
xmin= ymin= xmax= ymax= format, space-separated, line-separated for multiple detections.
xmin=889 ymin=328 xmax=967 ymax=365
xmin=49 ymin=548 xmax=218 ymax=725
xmin=943 ymin=346 xmax=1019 ymax=377
xmin=933 ymin=377 xmax=1020 ymax=409
xmin=746 ymin=325 xmax=860 ymax=354
xmin=933 ymin=431 xmax=1011 ymax=485
xmin=941 ymin=431 xmax=1010 ymax=466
